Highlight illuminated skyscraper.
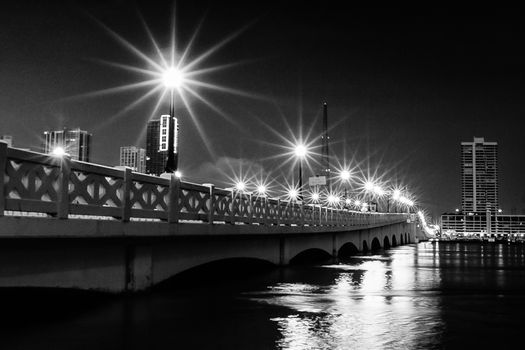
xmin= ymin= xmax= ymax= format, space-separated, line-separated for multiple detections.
xmin=461 ymin=137 xmax=498 ymax=213
xmin=120 ymin=146 xmax=146 ymax=173
xmin=146 ymin=115 xmax=178 ymax=176
xmin=42 ymin=128 xmax=91 ymax=161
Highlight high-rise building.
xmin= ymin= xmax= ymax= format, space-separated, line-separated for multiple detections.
xmin=42 ymin=128 xmax=92 ymax=161
xmin=461 ymin=137 xmax=498 ymax=213
xmin=146 ymin=115 xmax=178 ymax=176
xmin=119 ymin=146 xmax=146 ymax=173
xmin=0 ymin=135 xmax=13 ymax=147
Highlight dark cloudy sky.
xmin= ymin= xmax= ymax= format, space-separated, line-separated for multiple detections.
xmin=2 ymin=2 xmax=525 ymax=219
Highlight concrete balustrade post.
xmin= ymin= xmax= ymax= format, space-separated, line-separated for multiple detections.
xmin=168 ymin=175 xmax=181 ymax=223
xmin=208 ymin=185 xmax=215 ymax=225
xmin=121 ymin=167 xmax=132 ymax=222
xmin=248 ymin=193 xmax=253 ymax=224
xmin=277 ymin=199 xmax=281 ymax=226
xmin=0 ymin=142 xmax=7 ymax=216
xmin=229 ymin=190 xmax=236 ymax=224
xmin=263 ymin=197 xmax=268 ymax=225
xmin=300 ymin=202 xmax=305 ymax=226
xmin=57 ymin=155 xmax=71 ymax=219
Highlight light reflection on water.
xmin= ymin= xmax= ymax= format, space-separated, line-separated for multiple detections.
xmin=248 ymin=245 xmax=444 ymax=349
xmin=4 ymin=242 xmax=525 ymax=349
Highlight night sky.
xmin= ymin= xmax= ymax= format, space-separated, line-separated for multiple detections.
xmin=2 ymin=2 xmax=525 ymax=219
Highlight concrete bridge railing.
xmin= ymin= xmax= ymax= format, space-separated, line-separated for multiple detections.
xmin=0 ymin=143 xmax=409 ymax=227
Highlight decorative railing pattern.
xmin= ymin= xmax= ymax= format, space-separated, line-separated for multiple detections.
xmin=0 ymin=143 xmax=409 ymax=227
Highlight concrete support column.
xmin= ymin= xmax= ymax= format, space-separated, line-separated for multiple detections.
xmin=125 ymin=244 xmax=153 ymax=292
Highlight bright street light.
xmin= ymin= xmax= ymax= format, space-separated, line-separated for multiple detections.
xmin=364 ymin=181 xmax=374 ymax=191
xmin=162 ymin=67 xmax=185 ymax=89
xmin=257 ymin=185 xmax=267 ymax=196
xmin=288 ymin=188 xmax=298 ymax=201
xmin=340 ymin=170 xmax=351 ymax=181
xmin=52 ymin=146 xmax=67 ymax=157
xmin=392 ymin=189 xmax=401 ymax=200
xmin=294 ymin=144 xmax=307 ymax=158
xmin=163 ymin=66 xmax=187 ymax=173
xmin=373 ymin=185 xmax=385 ymax=196
xmin=235 ymin=181 xmax=246 ymax=192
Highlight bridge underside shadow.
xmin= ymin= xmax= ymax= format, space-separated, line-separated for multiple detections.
xmin=0 ymin=220 xmax=417 ymax=293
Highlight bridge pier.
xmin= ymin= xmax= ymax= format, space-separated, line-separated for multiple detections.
xmin=0 ymin=216 xmax=421 ymax=293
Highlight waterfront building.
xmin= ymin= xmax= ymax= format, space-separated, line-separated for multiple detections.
xmin=461 ymin=137 xmax=498 ymax=213
xmin=146 ymin=115 xmax=178 ymax=176
xmin=441 ymin=137 xmax=501 ymax=237
xmin=119 ymin=146 xmax=146 ymax=173
xmin=441 ymin=212 xmax=525 ymax=237
xmin=42 ymin=128 xmax=91 ymax=161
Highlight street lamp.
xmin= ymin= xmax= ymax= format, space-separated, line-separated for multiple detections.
xmin=235 ymin=181 xmax=246 ymax=192
xmin=51 ymin=146 xmax=68 ymax=158
xmin=340 ymin=169 xmax=351 ymax=205
xmin=294 ymin=144 xmax=308 ymax=201
xmin=391 ymin=189 xmax=401 ymax=213
xmin=163 ymin=67 xmax=186 ymax=173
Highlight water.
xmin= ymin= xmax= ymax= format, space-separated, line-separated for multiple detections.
xmin=2 ymin=242 xmax=525 ymax=349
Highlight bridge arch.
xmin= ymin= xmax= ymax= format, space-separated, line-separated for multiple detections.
xmin=400 ymin=234 xmax=404 ymax=245
xmin=371 ymin=237 xmax=381 ymax=250
xmin=391 ymin=235 xmax=397 ymax=247
xmin=405 ymin=233 xmax=409 ymax=243
xmin=383 ymin=236 xmax=391 ymax=249
xmin=154 ymin=257 xmax=276 ymax=289
xmin=338 ymin=242 xmax=359 ymax=259
xmin=289 ymin=248 xmax=333 ymax=265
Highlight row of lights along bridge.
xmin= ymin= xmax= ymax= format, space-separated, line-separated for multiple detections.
xmin=160 ymin=65 xmax=416 ymax=214
xmin=230 ymin=144 xmax=415 ymax=214
xmin=44 ymin=66 xmax=417 ymax=214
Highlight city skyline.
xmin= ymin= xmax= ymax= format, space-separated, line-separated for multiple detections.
xmin=3 ymin=2 xmax=525 ymax=218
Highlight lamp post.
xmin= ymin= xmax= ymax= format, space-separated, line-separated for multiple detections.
xmin=294 ymin=144 xmax=307 ymax=201
xmin=340 ymin=170 xmax=351 ymax=207
xmin=163 ymin=67 xmax=185 ymax=173
xmin=364 ymin=181 xmax=374 ymax=211
xmin=392 ymin=189 xmax=401 ymax=213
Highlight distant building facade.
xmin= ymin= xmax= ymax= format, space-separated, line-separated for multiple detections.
xmin=461 ymin=137 xmax=498 ymax=213
xmin=0 ymin=135 xmax=13 ymax=147
xmin=43 ymin=128 xmax=92 ymax=161
xmin=146 ymin=115 xmax=178 ymax=176
xmin=119 ymin=146 xmax=146 ymax=173
xmin=441 ymin=136 xmax=502 ymax=236
xmin=441 ymin=212 xmax=525 ymax=237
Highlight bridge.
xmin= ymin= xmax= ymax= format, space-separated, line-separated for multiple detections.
xmin=0 ymin=143 xmax=423 ymax=293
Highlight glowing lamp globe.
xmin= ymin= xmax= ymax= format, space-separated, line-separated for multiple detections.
xmin=340 ymin=170 xmax=351 ymax=181
xmin=52 ymin=146 xmax=67 ymax=157
xmin=392 ymin=189 xmax=401 ymax=200
xmin=257 ymin=185 xmax=267 ymax=195
xmin=294 ymin=144 xmax=307 ymax=158
xmin=364 ymin=181 xmax=374 ymax=191
xmin=235 ymin=181 xmax=246 ymax=192
xmin=163 ymin=67 xmax=185 ymax=88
